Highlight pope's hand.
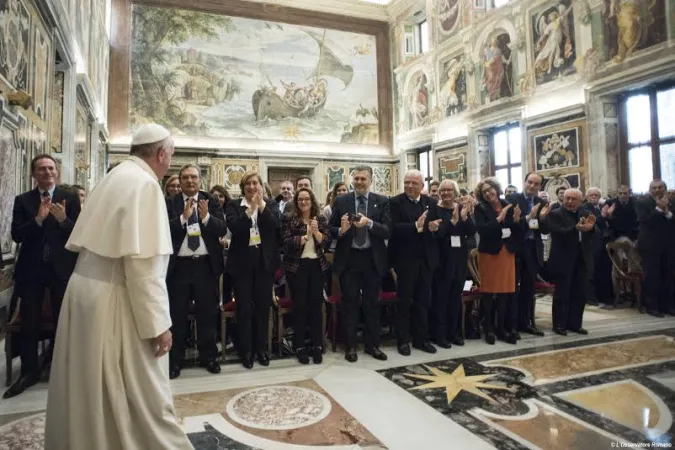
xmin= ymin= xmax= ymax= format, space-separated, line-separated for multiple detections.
xmin=153 ymin=329 xmax=172 ymax=358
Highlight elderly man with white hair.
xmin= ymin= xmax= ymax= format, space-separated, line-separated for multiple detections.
xmin=389 ymin=169 xmax=439 ymax=355
xmin=584 ymin=187 xmax=612 ymax=306
xmin=542 ymin=188 xmax=596 ymax=336
xmin=45 ymin=124 xmax=194 ymax=449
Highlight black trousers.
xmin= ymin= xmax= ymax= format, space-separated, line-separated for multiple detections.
xmin=640 ymin=250 xmax=674 ymax=313
xmin=168 ymin=257 xmax=220 ymax=366
xmin=552 ymin=255 xmax=587 ymax=330
xmin=481 ymin=294 xmax=515 ymax=336
xmin=339 ymin=248 xmax=381 ymax=350
xmin=14 ymin=266 xmax=67 ymax=376
xmin=287 ymin=259 xmax=324 ymax=349
xmin=232 ymin=247 xmax=274 ymax=356
xmin=431 ymin=260 xmax=466 ymax=342
xmin=589 ymin=240 xmax=613 ymax=304
xmin=395 ymin=261 xmax=432 ymax=346
xmin=515 ymin=240 xmax=539 ymax=330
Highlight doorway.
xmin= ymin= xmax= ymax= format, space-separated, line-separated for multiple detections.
xmin=267 ymin=168 xmax=312 ymax=197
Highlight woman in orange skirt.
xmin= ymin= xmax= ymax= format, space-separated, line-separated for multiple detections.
xmin=474 ymin=178 xmax=523 ymax=345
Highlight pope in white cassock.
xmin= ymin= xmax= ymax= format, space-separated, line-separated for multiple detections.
xmin=44 ymin=124 xmax=194 ymax=450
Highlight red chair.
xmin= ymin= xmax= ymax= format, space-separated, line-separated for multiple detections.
xmin=220 ymin=299 xmax=273 ymax=362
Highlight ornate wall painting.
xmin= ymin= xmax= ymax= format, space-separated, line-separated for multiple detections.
xmin=542 ymin=172 xmax=580 ymax=199
xmin=480 ymin=32 xmax=514 ymax=104
xmin=532 ymin=0 xmax=577 ymax=85
xmin=408 ymin=71 xmax=429 ymax=129
xmin=603 ymin=0 xmax=666 ymax=63
xmin=130 ymin=5 xmax=379 ymax=145
xmin=51 ymin=71 xmax=64 ymax=152
xmin=533 ymin=126 xmax=581 ymax=172
xmin=89 ymin=19 xmax=109 ymax=113
xmin=438 ymin=56 xmax=467 ymax=117
xmin=372 ymin=165 xmax=392 ymax=195
xmin=325 ymin=165 xmax=345 ymax=192
xmin=223 ymin=165 xmax=247 ymax=193
xmin=32 ymin=25 xmax=51 ymax=121
xmin=437 ymin=0 xmax=461 ymax=37
xmin=0 ymin=0 xmax=30 ymax=91
xmin=437 ymin=147 xmax=468 ymax=188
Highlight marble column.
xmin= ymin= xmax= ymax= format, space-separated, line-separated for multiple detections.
xmin=587 ymin=93 xmax=620 ymax=193
xmin=474 ymin=129 xmax=491 ymax=183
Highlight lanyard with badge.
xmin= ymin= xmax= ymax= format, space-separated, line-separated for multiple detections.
xmin=249 ymin=209 xmax=261 ymax=246
xmin=186 ymin=199 xmax=201 ymax=237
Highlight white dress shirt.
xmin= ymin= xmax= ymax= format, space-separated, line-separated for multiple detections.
xmin=177 ymin=193 xmax=211 ymax=256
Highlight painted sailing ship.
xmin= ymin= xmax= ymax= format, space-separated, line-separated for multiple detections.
xmin=252 ymin=30 xmax=354 ymax=120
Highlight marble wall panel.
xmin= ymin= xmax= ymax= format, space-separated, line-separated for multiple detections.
xmin=0 ymin=125 xmax=17 ymax=255
xmin=74 ymin=100 xmax=91 ymax=188
xmin=51 ymin=71 xmax=64 ymax=153
xmin=31 ymin=24 xmax=50 ymax=121
xmin=436 ymin=146 xmax=469 ymax=188
xmin=0 ymin=0 xmax=30 ymax=92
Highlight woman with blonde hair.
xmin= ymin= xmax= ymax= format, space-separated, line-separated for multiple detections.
xmin=225 ymin=172 xmax=281 ymax=368
xmin=473 ymin=177 xmax=522 ymax=345
xmin=164 ymin=174 xmax=181 ymax=197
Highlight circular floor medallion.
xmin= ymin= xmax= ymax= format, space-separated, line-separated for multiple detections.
xmin=226 ymin=386 xmax=331 ymax=430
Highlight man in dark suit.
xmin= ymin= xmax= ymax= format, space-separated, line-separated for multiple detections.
xmin=166 ymin=164 xmax=227 ymax=379
xmin=507 ymin=172 xmax=551 ymax=337
xmin=7 ymin=155 xmax=80 ymax=398
xmin=330 ymin=165 xmax=391 ymax=362
xmin=606 ymin=185 xmax=638 ymax=240
xmin=542 ymin=188 xmax=596 ymax=335
xmin=550 ymin=186 xmax=567 ymax=211
xmin=389 ymin=170 xmax=438 ymax=355
xmin=584 ymin=187 xmax=612 ymax=306
xmin=636 ymin=179 xmax=675 ymax=317
xmin=226 ymin=173 xmax=281 ymax=368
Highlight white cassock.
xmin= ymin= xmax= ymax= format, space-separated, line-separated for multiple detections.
xmin=45 ymin=156 xmax=194 ymax=450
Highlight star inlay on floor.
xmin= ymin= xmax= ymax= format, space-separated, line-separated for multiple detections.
xmin=404 ymin=364 xmax=512 ymax=404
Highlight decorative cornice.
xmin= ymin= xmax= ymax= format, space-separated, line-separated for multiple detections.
xmin=386 ymin=0 xmax=420 ymax=22
xmin=237 ymin=0 xmax=390 ymax=21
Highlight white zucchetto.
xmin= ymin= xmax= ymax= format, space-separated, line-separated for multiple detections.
xmin=131 ymin=124 xmax=171 ymax=145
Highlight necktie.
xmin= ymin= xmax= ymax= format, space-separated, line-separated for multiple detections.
xmin=354 ymin=196 xmax=367 ymax=247
xmin=42 ymin=191 xmax=51 ymax=262
xmin=527 ymin=197 xmax=534 ymax=215
xmin=187 ymin=198 xmax=200 ymax=251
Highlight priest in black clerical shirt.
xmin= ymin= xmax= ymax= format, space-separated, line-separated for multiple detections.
xmin=541 ymin=188 xmax=596 ymax=336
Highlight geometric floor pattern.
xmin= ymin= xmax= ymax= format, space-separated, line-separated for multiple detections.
xmin=0 ymin=301 xmax=673 ymax=449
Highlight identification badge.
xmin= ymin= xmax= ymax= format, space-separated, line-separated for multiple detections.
xmin=187 ymin=223 xmax=201 ymax=237
xmin=528 ymin=219 xmax=539 ymax=230
xmin=501 ymin=228 xmax=512 ymax=239
xmin=451 ymin=236 xmax=461 ymax=248
xmin=249 ymin=227 xmax=261 ymax=246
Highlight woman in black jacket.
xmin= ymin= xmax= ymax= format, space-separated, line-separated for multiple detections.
xmin=474 ymin=177 xmax=523 ymax=345
xmin=428 ymin=179 xmax=476 ymax=348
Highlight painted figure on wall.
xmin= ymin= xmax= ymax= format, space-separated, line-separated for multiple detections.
xmin=409 ymin=72 xmax=429 ymax=128
xmin=533 ymin=0 xmax=576 ymax=84
xmin=481 ymin=33 xmax=513 ymax=103
xmin=439 ymin=57 xmax=467 ymax=117
xmin=438 ymin=0 xmax=460 ymax=35
xmin=130 ymin=5 xmax=380 ymax=145
xmin=603 ymin=0 xmax=666 ymax=63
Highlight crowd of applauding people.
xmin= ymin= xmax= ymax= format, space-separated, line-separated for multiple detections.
xmin=8 ymin=151 xmax=675 ymax=399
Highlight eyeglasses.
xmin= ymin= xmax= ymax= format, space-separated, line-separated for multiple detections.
xmin=297 ymin=198 xmax=312 ymax=203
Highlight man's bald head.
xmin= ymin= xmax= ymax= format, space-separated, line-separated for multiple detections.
xmin=563 ymin=188 xmax=583 ymax=212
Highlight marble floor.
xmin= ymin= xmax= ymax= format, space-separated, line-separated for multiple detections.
xmin=1 ymin=301 xmax=675 ymax=449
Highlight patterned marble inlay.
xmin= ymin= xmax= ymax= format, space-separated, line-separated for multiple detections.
xmin=473 ymin=400 xmax=629 ymax=450
xmin=0 ymin=412 xmax=45 ymax=450
xmin=226 ymin=386 xmax=331 ymax=430
xmin=557 ymin=380 xmax=672 ymax=435
xmin=486 ymin=335 xmax=675 ymax=385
